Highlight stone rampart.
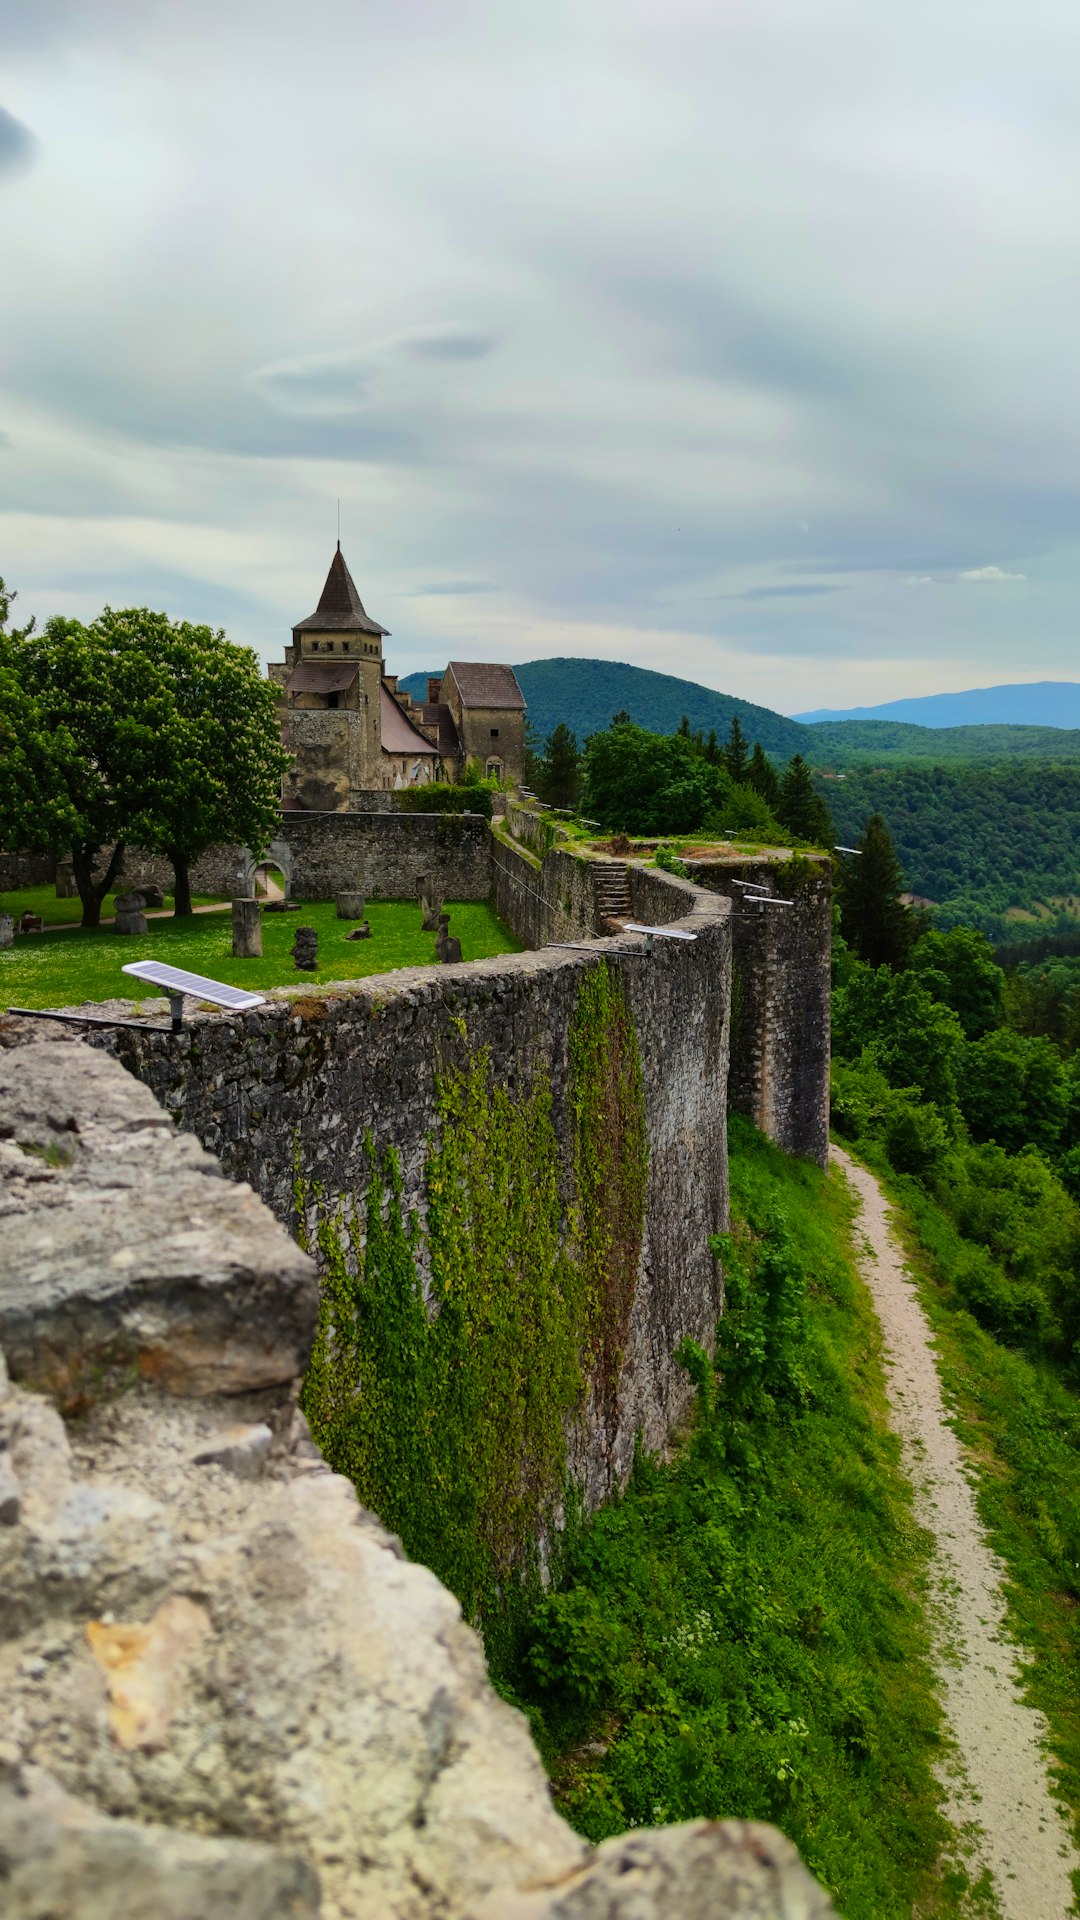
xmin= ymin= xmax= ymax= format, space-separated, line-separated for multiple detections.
xmin=684 ymin=855 xmax=832 ymax=1168
xmin=491 ymin=833 xmax=598 ymax=947
xmin=94 ymin=867 xmax=730 ymax=1509
xmin=124 ymin=811 xmax=493 ymax=905
xmin=0 ymin=850 xmax=55 ymax=892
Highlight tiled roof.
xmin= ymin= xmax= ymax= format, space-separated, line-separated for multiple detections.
xmin=380 ymin=682 xmax=438 ymax=755
xmin=445 ymin=661 xmax=526 ymax=710
xmin=286 ymin=659 xmax=360 ymax=695
xmin=293 ymin=545 xmax=389 ymax=636
xmin=414 ymin=701 xmax=461 ymax=759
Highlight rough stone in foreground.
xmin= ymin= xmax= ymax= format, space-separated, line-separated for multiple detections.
xmin=0 ymin=1041 xmax=317 ymax=1399
xmin=0 ymin=1762 xmax=320 ymax=1920
xmin=481 ymin=1821 xmax=836 ymax=1919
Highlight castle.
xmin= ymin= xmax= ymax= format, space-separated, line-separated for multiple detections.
xmin=267 ymin=545 xmax=527 ymax=811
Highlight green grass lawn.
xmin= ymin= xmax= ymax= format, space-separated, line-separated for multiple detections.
xmin=0 ymin=897 xmax=521 ymax=1010
xmin=0 ymin=883 xmax=226 ymax=928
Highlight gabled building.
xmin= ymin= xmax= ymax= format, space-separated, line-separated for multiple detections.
xmin=268 ymin=547 xmax=527 ymax=810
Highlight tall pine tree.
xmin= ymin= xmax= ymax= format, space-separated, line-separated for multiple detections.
xmin=839 ymin=812 xmax=915 ymax=969
xmin=724 ymin=713 xmax=749 ymax=785
xmin=747 ymin=740 xmax=780 ymax=811
xmin=536 ymin=722 xmax=581 ymax=810
xmin=777 ymin=754 xmax=833 ymax=845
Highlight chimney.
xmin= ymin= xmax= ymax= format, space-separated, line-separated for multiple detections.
xmin=427 ymin=676 xmax=443 ymax=704
xmin=384 ymin=674 xmax=398 ymax=694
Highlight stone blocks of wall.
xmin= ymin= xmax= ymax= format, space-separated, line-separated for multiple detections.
xmin=124 ymin=812 xmax=494 ymax=906
xmin=275 ymin=810 xmax=491 ymax=902
xmin=0 ymin=851 xmax=55 ymax=892
xmin=95 ymin=872 xmax=730 ymax=1508
xmin=684 ymin=856 xmax=832 ymax=1168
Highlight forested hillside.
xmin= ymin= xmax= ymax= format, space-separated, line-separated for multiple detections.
xmin=401 ymin=661 xmax=809 ymax=760
xmin=810 ymin=717 xmax=1080 ymax=763
xmin=824 ymin=764 xmax=1080 ymax=940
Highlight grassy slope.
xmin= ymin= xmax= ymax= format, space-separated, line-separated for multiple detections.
xmin=509 ymin=1120 xmax=976 ymax=1920
xmin=0 ymin=897 xmax=521 ymax=1010
xmin=861 ymin=1152 xmax=1080 ymax=1898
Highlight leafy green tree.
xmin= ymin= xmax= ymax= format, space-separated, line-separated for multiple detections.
xmin=777 ymin=754 xmax=833 ymax=846
xmin=3 ymin=608 xmax=157 ymax=925
xmin=832 ymin=961 xmax=964 ymax=1112
xmin=747 ymin=740 xmax=780 ymax=811
xmin=535 ymin=722 xmax=581 ymax=810
xmin=0 ymin=582 xmax=86 ymax=886
xmin=724 ymin=713 xmax=749 ymax=786
xmin=580 ymin=722 xmax=715 ymax=835
xmin=838 ymin=813 xmax=914 ymax=969
xmin=94 ymin=609 xmax=289 ymax=915
xmin=956 ymin=1029 xmax=1069 ymax=1157
xmin=911 ymin=927 xmax=1004 ymax=1039
xmin=8 ymin=606 xmax=288 ymax=922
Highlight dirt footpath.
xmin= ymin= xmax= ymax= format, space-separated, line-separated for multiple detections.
xmin=831 ymin=1145 xmax=1080 ymax=1920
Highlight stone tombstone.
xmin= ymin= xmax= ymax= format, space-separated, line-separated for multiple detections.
xmin=291 ymin=925 xmax=318 ymax=972
xmin=0 ymin=914 xmax=12 ymax=950
xmin=112 ymin=894 xmax=148 ymax=936
xmin=232 ymin=897 xmax=263 ymax=959
xmin=435 ymin=912 xmax=462 ymax=965
xmin=336 ymin=891 xmax=366 ymax=920
xmin=344 ymin=922 xmax=371 ymax=941
xmin=54 ymin=860 xmax=77 ymax=899
xmin=418 ymin=873 xmax=443 ymax=932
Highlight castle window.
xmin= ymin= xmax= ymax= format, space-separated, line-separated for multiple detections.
xmin=490 ymin=727 xmax=500 ymax=738
xmin=327 ymin=691 xmax=341 ymax=709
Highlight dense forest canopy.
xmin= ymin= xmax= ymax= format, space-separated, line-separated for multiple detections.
xmin=822 ymin=763 xmax=1080 ymax=941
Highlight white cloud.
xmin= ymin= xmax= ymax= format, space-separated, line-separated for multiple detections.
xmin=905 ymin=575 xmax=936 ymax=587
xmin=958 ymin=565 xmax=1027 ymax=583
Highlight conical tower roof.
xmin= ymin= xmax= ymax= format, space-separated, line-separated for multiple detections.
xmin=293 ymin=545 xmax=389 ymax=637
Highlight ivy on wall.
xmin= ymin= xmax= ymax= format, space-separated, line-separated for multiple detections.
xmin=298 ymin=961 xmax=648 ymax=1636
xmin=569 ymin=963 xmax=649 ymax=1424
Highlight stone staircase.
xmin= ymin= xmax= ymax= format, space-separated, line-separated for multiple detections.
xmin=592 ymin=862 xmax=632 ymax=930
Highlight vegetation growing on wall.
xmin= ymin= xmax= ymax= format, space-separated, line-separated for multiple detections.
xmin=299 ymin=961 xmax=648 ymax=1639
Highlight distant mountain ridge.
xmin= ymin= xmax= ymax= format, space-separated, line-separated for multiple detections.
xmin=796 ymin=681 xmax=1080 ymax=729
xmin=398 ymin=660 xmax=1080 ymax=767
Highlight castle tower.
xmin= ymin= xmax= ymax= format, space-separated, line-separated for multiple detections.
xmin=274 ymin=546 xmax=389 ymax=806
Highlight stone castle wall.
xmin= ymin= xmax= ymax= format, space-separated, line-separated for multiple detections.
xmin=123 ymin=811 xmax=493 ymax=905
xmin=96 ymin=865 xmax=731 ymax=1511
xmin=684 ymin=856 xmax=832 ymax=1168
xmin=0 ymin=850 xmax=56 ymax=892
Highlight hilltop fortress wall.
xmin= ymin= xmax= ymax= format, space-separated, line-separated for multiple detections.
xmin=98 ymin=863 xmax=732 ymax=1511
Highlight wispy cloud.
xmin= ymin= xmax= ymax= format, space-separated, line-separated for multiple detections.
xmin=958 ymin=565 xmax=1027 ymax=583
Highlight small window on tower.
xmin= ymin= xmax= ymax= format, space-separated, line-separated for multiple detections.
xmin=490 ymin=727 xmax=500 ymax=738
xmin=327 ymin=691 xmax=341 ymax=710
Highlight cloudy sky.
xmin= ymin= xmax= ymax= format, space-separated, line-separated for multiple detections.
xmin=2 ymin=0 xmax=1079 ymax=713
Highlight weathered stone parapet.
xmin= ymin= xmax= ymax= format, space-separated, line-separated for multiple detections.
xmin=0 ymin=1036 xmax=835 ymax=1920
xmin=77 ymin=870 xmax=731 ymax=1508
xmin=0 ymin=1042 xmax=317 ymax=1402
xmin=684 ymin=856 xmax=832 ymax=1168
